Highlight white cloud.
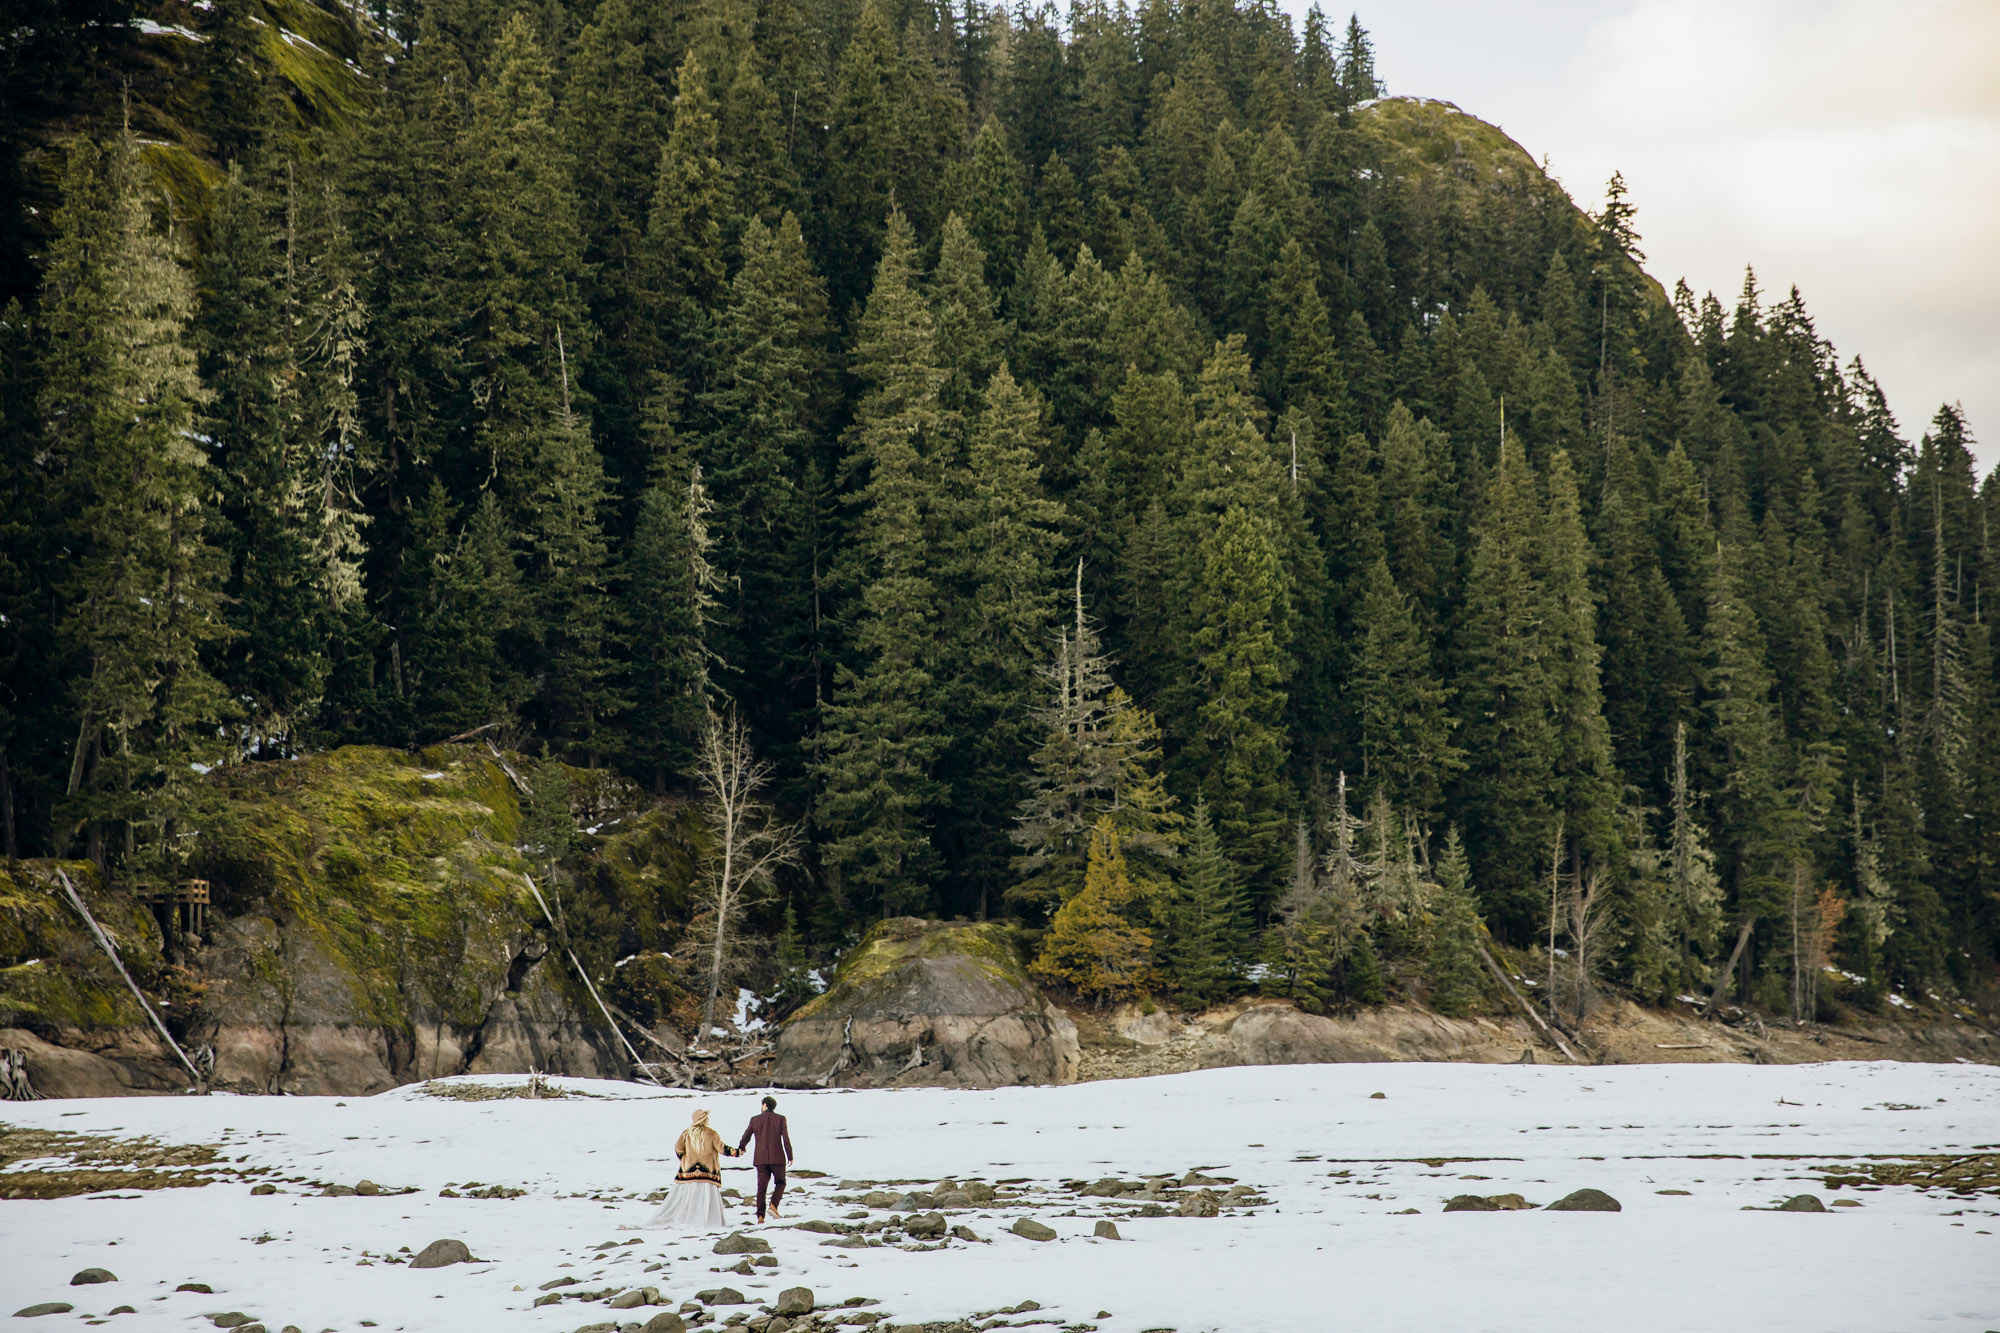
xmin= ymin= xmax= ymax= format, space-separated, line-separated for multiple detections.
xmin=1347 ymin=0 xmax=2000 ymax=471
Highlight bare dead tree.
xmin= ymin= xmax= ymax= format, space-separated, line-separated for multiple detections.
xmin=693 ymin=706 xmax=803 ymax=1044
xmin=1563 ymin=862 xmax=1613 ymax=1022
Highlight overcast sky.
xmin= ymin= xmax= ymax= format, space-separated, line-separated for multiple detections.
xmin=1305 ymin=0 xmax=1998 ymax=475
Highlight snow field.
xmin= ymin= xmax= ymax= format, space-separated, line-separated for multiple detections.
xmin=3 ymin=1061 xmax=1998 ymax=1332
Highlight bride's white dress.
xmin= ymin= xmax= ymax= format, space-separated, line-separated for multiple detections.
xmin=643 ymin=1177 xmax=726 ymax=1229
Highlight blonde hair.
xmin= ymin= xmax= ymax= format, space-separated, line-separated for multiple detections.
xmin=681 ymin=1111 xmax=723 ymax=1165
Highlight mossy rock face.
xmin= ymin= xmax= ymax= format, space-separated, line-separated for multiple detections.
xmin=3 ymin=745 xmax=702 ymax=1096
xmin=774 ymin=919 xmax=1078 ymax=1090
xmin=192 ymin=745 xmax=541 ymax=1035
xmin=0 ymin=860 xmax=165 ymax=1030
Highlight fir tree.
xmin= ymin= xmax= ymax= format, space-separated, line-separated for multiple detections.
xmin=1351 ymin=556 xmax=1463 ymax=824
xmin=41 ymin=132 xmax=233 ymax=875
xmin=814 ymin=212 xmax=950 ymax=917
xmin=1163 ymin=795 xmax=1247 ymax=1007
xmin=1426 ymin=827 xmax=1485 ymax=1015
xmin=938 ymin=364 xmax=1063 ymax=916
xmin=1032 ymin=815 xmax=1152 ymax=1001
xmin=1188 ymin=504 xmax=1294 ymax=897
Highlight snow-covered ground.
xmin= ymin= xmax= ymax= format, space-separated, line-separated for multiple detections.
xmin=5 ymin=1061 xmax=1999 ymax=1331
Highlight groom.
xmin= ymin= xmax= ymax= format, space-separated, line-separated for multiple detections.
xmin=738 ymin=1094 xmax=794 ymax=1223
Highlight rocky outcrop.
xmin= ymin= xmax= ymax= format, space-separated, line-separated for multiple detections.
xmin=1212 ymin=1002 xmax=1505 ymax=1066
xmin=1 ymin=744 xmax=701 ymax=1098
xmin=773 ymin=918 xmax=1079 ymax=1089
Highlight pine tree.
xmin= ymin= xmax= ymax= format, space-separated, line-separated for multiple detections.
xmin=619 ymin=389 xmax=717 ymax=789
xmin=1013 ymin=573 xmax=1180 ymax=917
xmin=404 ymin=487 xmax=530 ymax=735
xmin=1351 ymin=557 xmax=1463 ymax=824
xmin=937 ymin=364 xmax=1063 ymax=916
xmin=524 ymin=397 xmax=619 ymax=753
xmin=1188 ymin=504 xmax=1294 ymax=898
xmin=698 ymin=212 xmax=827 ymax=766
xmin=1032 ymin=815 xmax=1152 ymax=1001
xmin=41 ymin=132 xmax=233 ymax=876
xmin=1163 ymin=795 xmax=1247 ymax=1007
xmin=1538 ymin=450 xmax=1622 ymax=870
xmin=1426 ymin=827 xmax=1485 ymax=1015
xmin=814 ymin=212 xmax=951 ymax=917
xmin=1455 ymin=436 xmax=1557 ymax=933
xmin=638 ymin=52 xmax=729 ymax=408
xmin=459 ymin=13 xmax=592 ymax=506
xmin=197 ymin=161 xmax=372 ymax=752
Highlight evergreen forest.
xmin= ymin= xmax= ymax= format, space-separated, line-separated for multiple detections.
xmin=3 ymin=0 xmax=1995 ymax=1026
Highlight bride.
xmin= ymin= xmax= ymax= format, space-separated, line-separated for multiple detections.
xmin=643 ymin=1108 xmax=743 ymax=1230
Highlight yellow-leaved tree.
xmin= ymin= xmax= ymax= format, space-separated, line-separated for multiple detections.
xmin=1031 ymin=816 xmax=1152 ymax=1002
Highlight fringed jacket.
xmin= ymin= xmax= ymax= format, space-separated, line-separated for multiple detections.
xmin=674 ymin=1128 xmax=743 ymax=1184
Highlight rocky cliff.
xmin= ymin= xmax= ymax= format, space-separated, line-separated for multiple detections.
xmin=1 ymin=744 xmax=701 ymax=1098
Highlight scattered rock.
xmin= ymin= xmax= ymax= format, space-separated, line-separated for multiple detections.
xmin=1180 ymin=1171 xmax=1224 ymax=1187
xmin=1392 ymin=1207 xmax=1420 ymax=1214
xmin=1777 ymin=1194 xmax=1827 ymax=1213
xmin=209 ymin=1315 xmax=254 ymax=1328
xmin=1092 ymin=1221 xmax=1121 ymax=1240
xmin=608 ymin=1289 xmax=656 ymax=1310
xmin=904 ymin=1212 xmax=947 ymax=1239
xmin=933 ymin=1191 xmax=972 ymax=1208
xmin=863 ymin=1191 xmax=900 ymax=1208
xmin=1443 ymin=1195 xmax=1501 ymax=1212
xmin=12 ymin=1306 xmax=75 ymax=1319
xmin=1010 ymin=1218 xmax=1056 ymax=1241
xmin=962 ymin=1183 xmax=996 ymax=1204
xmin=726 ymin=1260 xmax=755 ymax=1276
xmin=320 ymin=1185 xmax=356 ymax=1197
xmin=714 ymin=1233 xmax=772 ymax=1256
xmin=542 ymin=1278 xmax=582 ymax=1292
xmin=776 ymin=1289 xmax=814 ymax=1317
xmin=641 ymin=1317 xmax=687 ymax=1333
xmin=533 ymin=1294 xmax=564 ymax=1309
xmin=109 ymin=1309 xmax=136 ymax=1317
xmin=1514 ymin=1048 xmax=1535 ymax=1065
xmin=950 ymin=1225 xmax=982 ymax=1242
xmin=820 ymin=1236 xmax=868 ymax=1249
xmin=1831 ymin=1199 xmax=1862 ymax=1208
xmin=1175 ymin=1193 xmax=1219 ymax=1218
xmin=355 ymin=1180 xmax=381 ymax=1196
xmin=70 ymin=1270 xmax=117 ymax=1286
xmin=1486 ymin=1194 xmax=1531 ymax=1210
xmin=1544 ymin=1189 xmax=1621 ymax=1213
xmin=176 ymin=1285 xmax=213 ymax=1295
xmin=410 ymin=1238 xmax=474 ymax=1269
xmin=890 ymin=1193 xmax=923 ymax=1212
xmin=697 ymin=1289 xmax=747 ymax=1306
xmin=250 ymin=1184 xmax=278 ymax=1196
xmin=790 ymin=1219 xmax=842 ymax=1234
xmin=754 ymin=1255 xmax=778 ymax=1268
xmin=572 ymin=1324 xmax=616 ymax=1333
xmin=238 ymin=1325 xmax=268 ymax=1333
xmin=1369 ymin=1092 xmax=1386 ymax=1100
xmin=1655 ymin=1189 xmax=1691 ymax=1196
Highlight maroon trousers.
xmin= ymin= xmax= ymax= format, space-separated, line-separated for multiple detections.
xmin=757 ymin=1162 xmax=786 ymax=1217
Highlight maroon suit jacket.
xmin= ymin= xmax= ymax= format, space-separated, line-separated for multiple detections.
xmin=738 ymin=1110 xmax=793 ymax=1166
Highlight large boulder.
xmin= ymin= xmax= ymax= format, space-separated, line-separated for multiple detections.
xmin=773 ymin=919 xmax=1078 ymax=1089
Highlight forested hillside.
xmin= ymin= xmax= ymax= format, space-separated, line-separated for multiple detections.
xmin=2 ymin=0 xmax=1994 ymax=1026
